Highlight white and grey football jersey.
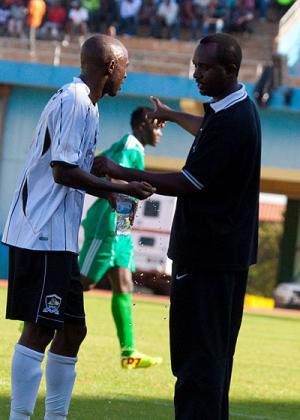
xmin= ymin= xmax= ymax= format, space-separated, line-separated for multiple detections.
xmin=2 ymin=77 xmax=99 ymax=253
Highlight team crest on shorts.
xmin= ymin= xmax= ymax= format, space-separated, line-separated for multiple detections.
xmin=43 ymin=294 xmax=62 ymax=315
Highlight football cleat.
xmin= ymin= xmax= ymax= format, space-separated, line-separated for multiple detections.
xmin=121 ymin=350 xmax=163 ymax=369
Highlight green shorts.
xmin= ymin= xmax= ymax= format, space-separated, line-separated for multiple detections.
xmin=79 ymin=234 xmax=135 ymax=283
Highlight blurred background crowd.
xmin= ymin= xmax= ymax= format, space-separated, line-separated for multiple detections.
xmin=0 ymin=0 xmax=292 ymax=45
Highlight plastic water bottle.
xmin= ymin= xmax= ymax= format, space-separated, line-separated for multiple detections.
xmin=116 ymin=195 xmax=134 ymax=236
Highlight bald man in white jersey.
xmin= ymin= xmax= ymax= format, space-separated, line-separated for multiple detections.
xmin=2 ymin=35 xmax=154 ymax=420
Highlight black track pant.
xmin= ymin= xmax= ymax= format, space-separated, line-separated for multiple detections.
xmin=170 ymin=263 xmax=248 ymax=420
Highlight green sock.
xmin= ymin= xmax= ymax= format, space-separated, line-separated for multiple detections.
xmin=111 ymin=292 xmax=134 ymax=356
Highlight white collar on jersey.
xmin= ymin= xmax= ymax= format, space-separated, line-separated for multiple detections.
xmin=73 ymin=77 xmax=90 ymax=95
xmin=126 ymin=133 xmax=145 ymax=152
xmin=209 ymin=83 xmax=247 ymax=113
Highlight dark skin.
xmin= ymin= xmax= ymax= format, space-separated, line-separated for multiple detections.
xmin=81 ymin=116 xmax=163 ymax=292
xmin=19 ymin=35 xmax=155 ymax=356
xmin=53 ymin=36 xmax=154 ymax=206
xmin=94 ymin=41 xmax=241 ymax=196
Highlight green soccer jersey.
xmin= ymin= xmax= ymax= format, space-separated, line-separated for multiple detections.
xmin=82 ymin=134 xmax=145 ymax=240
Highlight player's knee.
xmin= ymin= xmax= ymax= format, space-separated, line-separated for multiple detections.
xmin=19 ymin=322 xmax=55 ymax=352
xmin=119 ymin=273 xmax=133 ymax=293
xmin=75 ymin=324 xmax=87 ymax=345
xmin=124 ymin=283 xmax=134 ymax=293
xmin=63 ymin=323 xmax=87 ymax=347
xmin=50 ymin=323 xmax=87 ymax=355
xmin=118 ymin=280 xmax=133 ymax=293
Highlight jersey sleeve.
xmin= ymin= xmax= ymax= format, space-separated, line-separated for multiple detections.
xmin=182 ymin=119 xmax=234 ymax=190
xmin=49 ymin=92 xmax=88 ymax=167
xmin=114 ymin=148 xmax=145 ymax=170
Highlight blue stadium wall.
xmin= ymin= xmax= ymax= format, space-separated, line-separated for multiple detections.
xmin=1 ymin=60 xmax=300 ymax=277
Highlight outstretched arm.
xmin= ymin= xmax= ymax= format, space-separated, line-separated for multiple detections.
xmin=51 ymin=163 xmax=155 ymax=200
xmin=147 ymin=97 xmax=203 ymax=136
xmin=93 ymin=157 xmax=200 ymax=196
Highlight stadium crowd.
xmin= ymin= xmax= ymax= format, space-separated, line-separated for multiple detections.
xmin=0 ymin=0 xmax=281 ymax=43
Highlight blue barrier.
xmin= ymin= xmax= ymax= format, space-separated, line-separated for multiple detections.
xmin=0 ymin=237 xmax=8 ymax=279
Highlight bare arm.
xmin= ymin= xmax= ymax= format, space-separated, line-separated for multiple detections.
xmin=119 ymin=170 xmax=197 ymax=196
xmin=147 ymin=96 xmax=203 ymax=136
xmin=93 ymin=158 xmax=199 ymax=196
xmin=51 ymin=162 xmax=155 ymax=200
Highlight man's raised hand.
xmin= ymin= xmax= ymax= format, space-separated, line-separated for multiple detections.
xmin=147 ymin=96 xmax=173 ymax=127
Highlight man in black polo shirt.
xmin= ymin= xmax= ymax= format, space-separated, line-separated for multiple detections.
xmin=96 ymin=33 xmax=261 ymax=420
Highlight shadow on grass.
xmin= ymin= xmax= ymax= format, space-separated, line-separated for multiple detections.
xmin=0 ymin=395 xmax=173 ymax=420
xmin=1 ymin=396 xmax=300 ymax=419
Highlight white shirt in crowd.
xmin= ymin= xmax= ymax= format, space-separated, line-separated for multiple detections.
xmin=193 ymin=0 xmax=211 ymax=7
xmin=69 ymin=7 xmax=88 ymax=24
xmin=157 ymin=0 xmax=179 ymax=26
xmin=120 ymin=0 xmax=142 ymax=19
xmin=2 ymin=77 xmax=99 ymax=254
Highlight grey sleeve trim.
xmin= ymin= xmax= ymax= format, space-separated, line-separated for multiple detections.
xmin=182 ymin=169 xmax=204 ymax=190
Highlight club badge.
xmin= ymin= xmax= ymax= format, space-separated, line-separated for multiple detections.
xmin=43 ymin=294 xmax=62 ymax=315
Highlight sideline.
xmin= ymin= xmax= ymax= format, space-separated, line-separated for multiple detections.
xmin=1 ymin=279 xmax=300 ymax=318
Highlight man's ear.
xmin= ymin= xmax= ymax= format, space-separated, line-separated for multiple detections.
xmin=107 ymin=59 xmax=116 ymax=75
xmin=226 ymin=63 xmax=238 ymax=77
xmin=136 ymin=121 xmax=146 ymax=132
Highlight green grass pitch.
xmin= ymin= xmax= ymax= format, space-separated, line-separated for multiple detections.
xmin=1 ymin=286 xmax=300 ymax=419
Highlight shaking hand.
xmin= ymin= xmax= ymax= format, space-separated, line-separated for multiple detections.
xmin=125 ymin=181 xmax=156 ymax=200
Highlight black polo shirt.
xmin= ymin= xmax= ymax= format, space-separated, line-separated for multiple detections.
xmin=168 ymin=87 xmax=261 ymax=270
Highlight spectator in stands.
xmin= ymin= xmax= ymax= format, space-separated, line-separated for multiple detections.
xmin=193 ymin=0 xmax=211 ymax=16
xmin=98 ymin=0 xmax=120 ymax=31
xmin=178 ymin=0 xmax=201 ymax=41
xmin=26 ymin=0 xmax=46 ymax=52
xmin=81 ymin=0 xmax=100 ymax=32
xmin=64 ymin=0 xmax=88 ymax=45
xmin=118 ymin=0 xmax=142 ymax=37
xmin=192 ymin=0 xmax=211 ymax=38
xmin=223 ymin=0 xmax=237 ymax=24
xmin=242 ymin=0 xmax=255 ymax=11
xmin=7 ymin=0 xmax=26 ymax=38
xmin=106 ymin=24 xmax=117 ymax=37
xmin=201 ymin=0 xmax=227 ymax=36
xmin=0 ymin=3 xmax=10 ymax=35
xmin=26 ymin=0 xmax=46 ymax=31
xmin=3 ymin=0 xmax=15 ymax=7
xmin=256 ymin=0 xmax=269 ymax=21
xmin=138 ymin=0 xmax=157 ymax=37
xmin=154 ymin=0 xmax=179 ymax=40
xmin=40 ymin=1 xmax=67 ymax=40
xmin=228 ymin=0 xmax=254 ymax=34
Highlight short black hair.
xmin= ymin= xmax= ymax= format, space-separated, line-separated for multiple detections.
xmin=130 ymin=107 xmax=153 ymax=130
xmin=200 ymin=33 xmax=242 ymax=74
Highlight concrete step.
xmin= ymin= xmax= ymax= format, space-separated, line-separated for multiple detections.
xmin=0 ymin=42 xmax=273 ymax=64
xmin=0 ymin=22 xmax=278 ymax=84
xmin=0 ymin=47 xmax=269 ymax=82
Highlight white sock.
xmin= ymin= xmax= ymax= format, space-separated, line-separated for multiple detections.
xmin=9 ymin=413 xmax=30 ymax=420
xmin=10 ymin=343 xmax=44 ymax=420
xmin=44 ymin=351 xmax=78 ymax=420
